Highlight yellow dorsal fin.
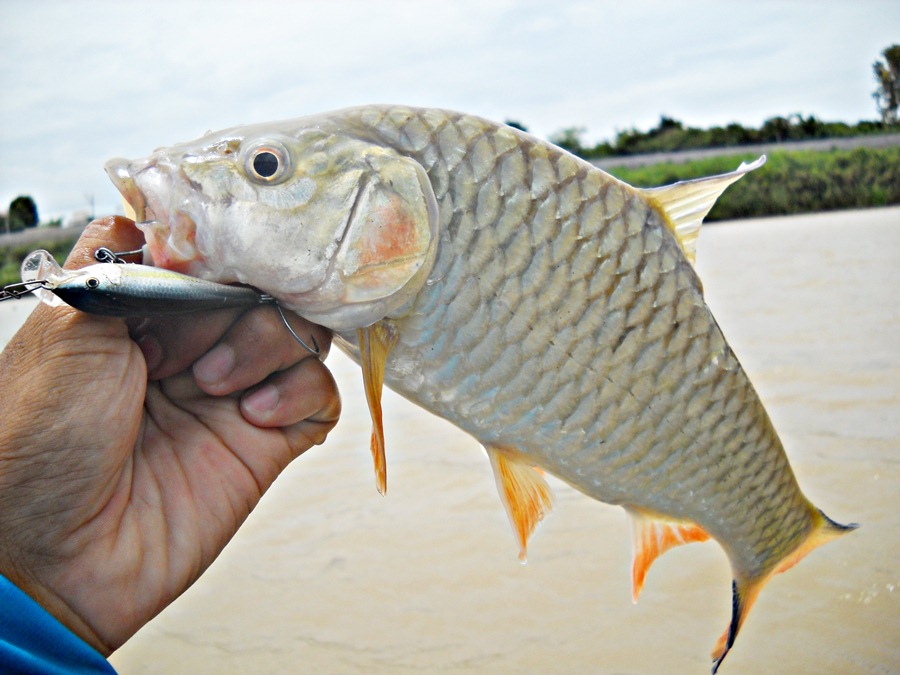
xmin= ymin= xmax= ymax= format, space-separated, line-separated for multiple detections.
xmin=711 ymin=508 xmax=857 ymax=673
xmin=627 ymin=507 xmax=711 ymax=603
xmin=641 ymin=155 xmax=766 ymax=266
xmin=486 ymin=445 xmax=554 ymax=562
xmin=358 ymin=321 xmax=398 ymax=495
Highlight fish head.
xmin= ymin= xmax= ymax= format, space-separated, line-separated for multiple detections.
xmin=105 ymin=119 xmax=439 ymax=330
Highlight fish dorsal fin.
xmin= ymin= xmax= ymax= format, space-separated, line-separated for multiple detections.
xmin=358 ymin=320 xmax=398 ymax=495
xmin=627 ymin=507 xmax=711 ymax=603
xmin=486 ymin=445 xmax=554 ymax=562
xmin=640 ymin=156 xmax=766 ymax=266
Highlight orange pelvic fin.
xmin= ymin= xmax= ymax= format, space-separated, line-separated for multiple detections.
xmin=710 ymin=508 xmax=857 ymax=673
xmin=627 ymin=507 xmax=710 ymax=603
xmin=486 ymin=445 xmax=554 ymax=562
xmin=358 ymin=321 xmax=398 ymax=495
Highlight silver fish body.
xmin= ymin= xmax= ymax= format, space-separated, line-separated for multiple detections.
xmin=105 ymin=105 xmax=854 ymax=671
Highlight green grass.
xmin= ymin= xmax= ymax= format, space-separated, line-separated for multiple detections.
xmin=0 ymin=237 xmax=79 ymax=287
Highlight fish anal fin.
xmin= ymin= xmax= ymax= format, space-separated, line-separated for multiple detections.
xmin=627 ymin=508 xmax=710 ymax=603
xmin=711 ymin=508 xmax=857 ymax=673
xmin=486 ymin=445 xmax=554 ymax=562
xmin=641 ymin=156 xmax=766 ymax=268
xmin=358 ymin=321 xmax=398 ymax=495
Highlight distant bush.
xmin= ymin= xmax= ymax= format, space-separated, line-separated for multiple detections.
xmin=607 ymin=146 xmax=900 ymax=220
xmin=558 ymin=114 xmax=900 ymax=158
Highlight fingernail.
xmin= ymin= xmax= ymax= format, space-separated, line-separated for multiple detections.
xmin=137 ymin=332 xmax=163 ymax=374
xmin=194 ymin=344 xmax=236 ymax=385
xmin=243 ymin=384 xmax=280 ymax=416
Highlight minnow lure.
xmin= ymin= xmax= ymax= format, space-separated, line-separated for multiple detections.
xmin=0 ymin=249 xmax=318 ymax=353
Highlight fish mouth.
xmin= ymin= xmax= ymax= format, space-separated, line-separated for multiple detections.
xmin=105 ymin=157 xmax=202 ymax=271
xmin=106 ymin=157 xmax=149 ymax=223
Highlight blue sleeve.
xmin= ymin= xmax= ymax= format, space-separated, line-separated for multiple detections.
xmin=0 ymin=573 xmax=117 ymax=674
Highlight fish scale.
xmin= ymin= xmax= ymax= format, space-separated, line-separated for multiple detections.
xmin=105 ymin=104 xmax=855 ymax=671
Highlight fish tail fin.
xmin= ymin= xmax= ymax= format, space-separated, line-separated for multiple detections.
xmin=711 ymin=508 xmax=857 ymax=673
xmin=626 ymin=508 xmax=710 ymax=603
xmin=770 ymin=509 xmax=859 ymax=577
xmin=640 ymin=155 xmax=766 ymax=267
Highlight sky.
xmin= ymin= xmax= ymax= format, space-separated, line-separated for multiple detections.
xmin=1 ymin=0 xmax=897 ymax=219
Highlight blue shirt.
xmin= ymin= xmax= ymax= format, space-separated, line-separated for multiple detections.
xmin=0 ymin=573 xmax=117 ymax=674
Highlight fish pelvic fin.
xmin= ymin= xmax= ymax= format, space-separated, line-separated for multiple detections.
xmin=358 ymin=321 xmax=398 ymax=495
xmin=486 ymin=445 xmax=554 ymax=562
xmin=711 ymin=508 xmax=857 ymax=673
xmin=626 ymin=507 xmax=710 ymax=603
xmin=641 ymin=156 xmax=766 ymax=267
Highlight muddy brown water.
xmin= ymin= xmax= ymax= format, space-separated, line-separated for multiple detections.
xmin=1 ymin=207 xmax=897 ymax=673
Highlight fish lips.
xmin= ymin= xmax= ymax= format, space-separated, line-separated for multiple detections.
xmin=105 ymin=156 xmax=204 ymax=271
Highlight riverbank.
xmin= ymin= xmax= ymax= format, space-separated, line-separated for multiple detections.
xmin=591 ymin=131 xmax=900 ymax=170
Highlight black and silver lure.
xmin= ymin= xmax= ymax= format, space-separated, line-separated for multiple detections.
xmin=0 ymin=249 xmax=319 ymax=354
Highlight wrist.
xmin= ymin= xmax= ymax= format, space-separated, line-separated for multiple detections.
xmin=0 ymin=556 xmax=113 ymax=655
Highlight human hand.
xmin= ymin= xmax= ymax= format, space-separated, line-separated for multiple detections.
xmin=0 ymin=216 xmax=340 ymax=654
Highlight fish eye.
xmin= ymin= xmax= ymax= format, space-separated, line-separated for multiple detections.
xmin=253 ymin=152 xmax=279 ymax=178
xmin=85 ymin=277 xmax=100 ymax=289
xmin=244 ymin=141 xmax=292 ymax=184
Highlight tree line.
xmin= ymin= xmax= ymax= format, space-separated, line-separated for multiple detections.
xmin=546 ymin=114 xmax=898 ymax=159
xmin=527 ymin=44 xmax=900 ymax=159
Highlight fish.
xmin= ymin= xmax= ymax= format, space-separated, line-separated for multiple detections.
xmin=104 ymin=105 xmax=855 ymax=672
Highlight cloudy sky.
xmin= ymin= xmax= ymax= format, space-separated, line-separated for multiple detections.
xmin=1 ymin=0 xmax=897 ymax=219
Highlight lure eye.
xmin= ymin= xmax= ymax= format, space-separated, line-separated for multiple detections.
xmin=244 ymin=141 xmax=292 ymax=184
xmin=85 ymin=277 xmax=100 ymax=289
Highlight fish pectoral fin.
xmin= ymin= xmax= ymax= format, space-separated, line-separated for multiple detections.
xmin=641 ymin=155 xmax=766 ymax=268
xmin=358 ymin=321 xmax=398 ymax=495
xmin=711 ymin=508 xmax=857 ymax=673
xmin=627 ymin=507 xmax=710 ymax=603
xmin=486 ymin=445 xmax=554 ymax=562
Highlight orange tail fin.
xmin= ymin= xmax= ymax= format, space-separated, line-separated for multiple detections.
xmin=711 ymin=509 xmax=857 ymax=673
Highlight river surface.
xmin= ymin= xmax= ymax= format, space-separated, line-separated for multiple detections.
xmin=1 ymin=207 xmax=897 ymax=674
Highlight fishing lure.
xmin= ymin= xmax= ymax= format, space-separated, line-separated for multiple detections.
xmin=0 ymin=249 xmax=319 ymax=354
